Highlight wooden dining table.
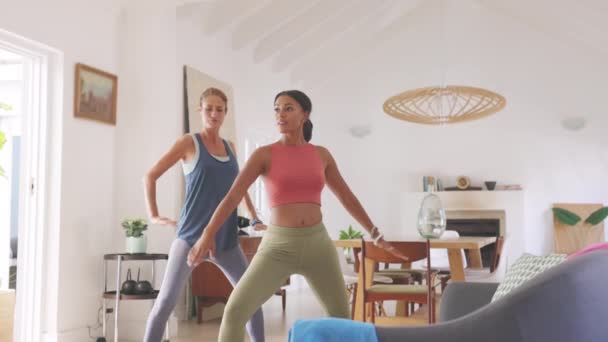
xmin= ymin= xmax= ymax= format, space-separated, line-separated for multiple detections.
xmin=334 ymin=236 xmax=496 ymax=321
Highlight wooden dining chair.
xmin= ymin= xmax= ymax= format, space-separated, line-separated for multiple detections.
xmin=360 ymin=239 xmax=436 ymax=324
xmin=337 ymin=246 xmax=396 ymax=319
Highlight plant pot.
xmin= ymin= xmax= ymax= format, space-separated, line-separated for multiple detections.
xmin=126 ymin=236 xmax=147 ymax=254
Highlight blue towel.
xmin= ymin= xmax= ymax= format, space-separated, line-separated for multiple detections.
xmin=288 ymin=318 xmax=378 ymax=342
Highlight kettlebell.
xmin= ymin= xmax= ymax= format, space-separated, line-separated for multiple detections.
xmin=120 ymin=269 xmax=137 ymax=295
xmin=135 ymin=268 xmax=154 ymax=294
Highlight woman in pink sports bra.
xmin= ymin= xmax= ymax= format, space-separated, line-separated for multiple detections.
xmin=187 ymin=90 xmax=404 ymax=342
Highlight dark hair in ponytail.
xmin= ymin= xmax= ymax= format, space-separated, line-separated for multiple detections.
xmin=275 ymin=90 xmax=313 ymax=142
xmin=303 ymin=119 xmax=313 ymax=142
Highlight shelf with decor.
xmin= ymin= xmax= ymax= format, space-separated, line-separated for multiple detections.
xmin=403 ymin=190 xmax=524 ymax=209
xmin=421 ymin=174 xmax=521 ymax=192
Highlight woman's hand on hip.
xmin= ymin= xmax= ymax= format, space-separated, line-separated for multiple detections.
xmin=150 ymin=216 xmax=177 ymax=228
xmin=187 ymin=231 xmax=216 ymax=267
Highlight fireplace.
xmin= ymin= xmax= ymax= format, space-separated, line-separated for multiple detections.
xmin=446 ymin=210 xmax=505 ymax=267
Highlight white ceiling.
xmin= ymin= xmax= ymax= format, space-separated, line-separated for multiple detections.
xmin=186 ymin=0 xmax=608 ymax=87
xmin=478 ymin=0 xmax=608 ymax=57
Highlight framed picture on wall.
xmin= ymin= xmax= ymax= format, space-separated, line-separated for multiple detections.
xmin=74 ymin=63 xmax=117 ymax=125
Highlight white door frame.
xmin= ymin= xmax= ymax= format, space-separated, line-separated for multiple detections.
xmin=0 ymin=28 xmax=62 ymax=342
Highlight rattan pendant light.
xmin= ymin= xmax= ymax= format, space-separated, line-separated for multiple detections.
xmin=383 ymin=85 xmax=506 ymax=125
xmin=383 ymin=1 xmax=506 ymax=125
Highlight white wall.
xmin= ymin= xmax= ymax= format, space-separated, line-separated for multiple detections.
xmin=0 ymin=0 xmax=123 ymax=340
xmin=111 ymin=0 xmax=180 ymax=339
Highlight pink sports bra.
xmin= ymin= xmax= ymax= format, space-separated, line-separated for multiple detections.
xmin=264 ymin=143 xmax=325 ymax=208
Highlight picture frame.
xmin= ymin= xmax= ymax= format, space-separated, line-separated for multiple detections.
xmin=74 ymin=63 xmax=117 ymax=125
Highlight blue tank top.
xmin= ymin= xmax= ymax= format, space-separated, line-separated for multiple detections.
xmin=176 ymin=134 xmax=239 ymax=250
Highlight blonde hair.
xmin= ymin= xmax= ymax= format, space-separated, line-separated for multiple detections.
xmin=199 ymin=87 xmax=228 ymax=109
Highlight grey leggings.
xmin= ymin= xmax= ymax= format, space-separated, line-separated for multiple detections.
xmin=144 ymin=238 xmax=265 ymax=342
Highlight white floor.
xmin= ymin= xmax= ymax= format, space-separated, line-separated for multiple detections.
xmin=144 ymin=287 xmax=326 ymax=342
xmin=123 ymin=286 xmax=435 ymax=342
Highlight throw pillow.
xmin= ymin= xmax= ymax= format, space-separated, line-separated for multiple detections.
xmin=491 ymin=253 xmax=566 ymax=302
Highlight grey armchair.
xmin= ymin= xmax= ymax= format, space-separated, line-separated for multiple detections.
xmin=376 ymin=250 xmax=608 ymax=342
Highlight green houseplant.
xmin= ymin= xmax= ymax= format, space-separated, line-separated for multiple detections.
xmin=339 ymin=225 xmax=364 ymax=264
xmin=552 ymin=207 xmax=608 ymax=226
xmin=121 ymin=218 xmax=148 ymax=254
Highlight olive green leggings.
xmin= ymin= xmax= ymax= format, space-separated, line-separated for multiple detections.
xmin=219 ymin=222 xmax=350 ymax=341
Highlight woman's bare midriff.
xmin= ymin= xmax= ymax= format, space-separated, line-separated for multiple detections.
xmin=270 ymin=203 xmax=323 ymax=228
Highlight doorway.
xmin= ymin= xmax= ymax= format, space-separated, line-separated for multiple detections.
xmin=0 ymin=28 xmax=62 ymax=342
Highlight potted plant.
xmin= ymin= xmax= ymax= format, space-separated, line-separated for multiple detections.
xmin=122 ymin=218 xmax=148 ymax=254
xmin=552 ymin=204 xmax=608 ymax=254
xmin=339 ymin=225 xmax=364 ymax=264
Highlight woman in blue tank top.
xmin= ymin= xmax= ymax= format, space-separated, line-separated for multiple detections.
xmin=142 ymin=88 xmax=265 ymax=342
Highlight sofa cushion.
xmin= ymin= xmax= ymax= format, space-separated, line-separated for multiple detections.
xmin=491 ymin=253 xmax=566 ymax=302
xmin=368 ymin=284 xmax=428 ymax=294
